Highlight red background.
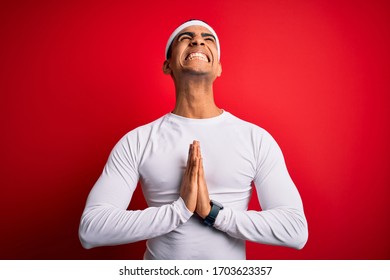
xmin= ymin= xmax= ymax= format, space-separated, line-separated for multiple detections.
xmin=1 ymin=0 xmax=389 ymax=260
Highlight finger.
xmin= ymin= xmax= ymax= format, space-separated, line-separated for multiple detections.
xmin=188 ymin=144 xmax=194 ymax=164
xmin=184 ymin=144 xmax=193 ymax=175
xmin=196 ymin=158 xmax=211 ymax=218
xmin=192 ymin=140 xmax=201 ymax=159
xmin=198 ymin=159 xmax=209 ymax=196
xmin=196 ymin=142 xmax=204 ymax=177
xmin=193 ymin=140 xmax=200 ymax=154
xmin=199 ymin=157 xmax=204 ymax=177
xmin=188 ymin=141 xmax=199 ymax=179
xmin=196 ymin=141 xmax=201 ymax=158
xmin=190 ymin=157 xmax=199 ymax=184
xmin=192 ymin=146 xmax=199 ymax=170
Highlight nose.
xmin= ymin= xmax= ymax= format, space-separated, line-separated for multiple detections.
xmin=190 ymin=35 xmax=205 ymax=46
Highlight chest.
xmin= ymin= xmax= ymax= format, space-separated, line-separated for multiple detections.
xmin=137 ymin=127 xmax=256 ymax=206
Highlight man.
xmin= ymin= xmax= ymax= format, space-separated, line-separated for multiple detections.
xmin=79 ymin=19 xmax=308 ymax=259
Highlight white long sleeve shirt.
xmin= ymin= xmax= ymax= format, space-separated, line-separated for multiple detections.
xmin=79 ymin=111 xmax=308 ymax=259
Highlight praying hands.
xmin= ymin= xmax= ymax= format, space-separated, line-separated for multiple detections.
xmin=180 ymin=140 xmax=211 ymax=218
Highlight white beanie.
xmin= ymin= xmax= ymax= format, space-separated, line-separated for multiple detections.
xmin=165 ymin=20 xmax=220 ymax=61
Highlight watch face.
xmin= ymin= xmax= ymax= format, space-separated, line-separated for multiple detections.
xmin=211 ymin=200 xmax=223 ymax=209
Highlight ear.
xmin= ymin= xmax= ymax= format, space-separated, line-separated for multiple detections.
xmin=163 ymin=60 xmax=171 ymax=75
xmin=217 ymin=61 xmax=222 ymax=77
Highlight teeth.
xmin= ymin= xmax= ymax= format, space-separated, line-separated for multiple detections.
xmin=187 ymin=52 xmax=208 ymax=62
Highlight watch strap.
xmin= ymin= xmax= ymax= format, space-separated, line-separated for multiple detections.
xmin=203 ymin=200 xmax=223 ymax=226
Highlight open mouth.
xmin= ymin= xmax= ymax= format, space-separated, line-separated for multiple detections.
xmin=185 ymin=52 xmax=209 ymax=62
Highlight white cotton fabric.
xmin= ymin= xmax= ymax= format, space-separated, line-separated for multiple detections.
xmin=165 ymin=20 xmax=221 ymax=60
xmin=79 ymin=111 xmax=308 ymax=259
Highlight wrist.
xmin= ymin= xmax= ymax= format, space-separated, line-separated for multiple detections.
xmin=198 ymin=203 xmax=212 ymax=219
xmin=203 ymin=200 xmax=224 ymax=226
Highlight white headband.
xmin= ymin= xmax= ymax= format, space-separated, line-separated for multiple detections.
xmin=165 ymin=20 xmax=220 ymax=61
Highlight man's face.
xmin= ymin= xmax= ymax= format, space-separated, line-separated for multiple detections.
xmin=164 ymin=25 xmax=222 ymax=80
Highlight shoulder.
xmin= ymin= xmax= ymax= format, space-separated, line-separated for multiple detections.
xmin=109 ymin=114 xmax=169 ymax=154
xmin=224 ymin=112 xmax=282 ymax=154
xmin=224 ymin=112 xmax=271 ymax=137
xmin=120 ymin=114 xmax=169 ymax=140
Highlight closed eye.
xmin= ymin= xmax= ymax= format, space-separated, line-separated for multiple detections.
xmin=177 ymin=32 xmax=194 ymax=41
xmin=202 ymin=33 xmax=216 ymax=43
xmin=179 ymin=36 xmax=192 ymax=41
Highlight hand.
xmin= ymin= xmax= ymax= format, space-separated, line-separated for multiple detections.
xmin=196 ymin=152 xmax=212 ymax=219
xmin=180 ymin=141 xmax=211 ymax=217
xmin=180 ymin=141 xmax=200 ymax=213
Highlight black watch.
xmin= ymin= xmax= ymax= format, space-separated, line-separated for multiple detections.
xmin=203 ymin=200 xmax=224 ymax=226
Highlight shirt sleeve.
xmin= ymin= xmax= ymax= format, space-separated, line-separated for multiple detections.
xmin=213 ymin=130 xmax=308 ymax=249
xmin=78 ymin=132 xmax=193 ymax=249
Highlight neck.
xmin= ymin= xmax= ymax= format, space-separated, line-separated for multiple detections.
xmin=172 ymin=75 xmax=222 ymax=119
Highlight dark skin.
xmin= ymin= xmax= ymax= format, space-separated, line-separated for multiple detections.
xmin=176 ymin=32 xmax=217 ymax=47
xmin=163 ymin=25 xmax=222 ymax=218
xmin=179 ymin=140 xmax=210 ymax=218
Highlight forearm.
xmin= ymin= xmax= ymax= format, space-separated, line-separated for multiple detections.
xmin=214 ymin=206 xmax=308 ymax=249
xmin=79 ymin=197 xmax=192 ymax=249
xmin=77 ymin=133 xmax=194 ymax=249
xmin=212 ymin=129 xmax=309 ymax=249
